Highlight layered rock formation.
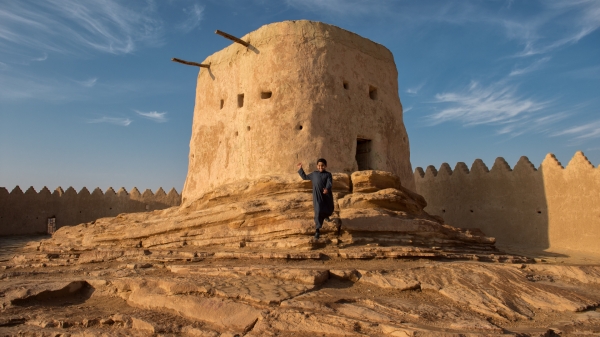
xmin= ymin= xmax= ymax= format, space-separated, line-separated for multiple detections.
xmin=35 ymin=170 xmax=505 ymax=263
xmin=3 ymin=241 xmax=600 ymax=335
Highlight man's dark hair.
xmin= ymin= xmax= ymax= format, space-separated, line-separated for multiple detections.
xmin=317 ymin=158 xmax=327 ymax=166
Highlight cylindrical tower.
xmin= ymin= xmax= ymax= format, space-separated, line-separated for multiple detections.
xmin=183 ymin=20 xmax=413 ymax=204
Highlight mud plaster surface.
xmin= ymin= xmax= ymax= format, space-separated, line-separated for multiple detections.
xmin=1 ymin=236 xmax=600 ymax=337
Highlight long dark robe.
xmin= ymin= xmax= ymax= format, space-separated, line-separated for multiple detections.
xmin=298 ymin=168 xmax=334 ymax=229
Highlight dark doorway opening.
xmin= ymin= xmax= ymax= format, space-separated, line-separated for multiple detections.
xmin=47 ymin=217 xmax=56 ymax=235
xmin=356 ymin=138 xmax=372 ymax=170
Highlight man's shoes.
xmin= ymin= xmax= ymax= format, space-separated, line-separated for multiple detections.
xmin=314 ymin=229 xmax=320 ymax=239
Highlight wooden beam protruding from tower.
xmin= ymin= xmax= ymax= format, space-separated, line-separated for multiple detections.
xmin=215 ymin=30 xmax=250 ymax=47
xmin=171 ymin=58 xmax=210 ymax=68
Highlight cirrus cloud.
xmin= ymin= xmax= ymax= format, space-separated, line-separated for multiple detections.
xmin=0 ymin=0 xmax=164 ymax=58
xmin=429 ymin=81 xmax=549 ymax=126
xmin=87 ymin=116 xmax=132 ymax=126
xmin=176 ymin=4 xmax=204 ymax=33
xmin=135 ymin=110 xmax=168 ymax=123
xmin=553 ymin=119 xmax=600 ymax=140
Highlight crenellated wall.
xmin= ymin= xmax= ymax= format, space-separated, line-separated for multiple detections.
xmin=0 ymin=186 xmax=181 ymax=236
xmin=414 ymin=151 xmax=600 ymax=254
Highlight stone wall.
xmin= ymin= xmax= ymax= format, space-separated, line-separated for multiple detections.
xmin=0 ymin=186 xmax=181 ymax=236
xmin=414 ymin=151 xmax=600 ymax=254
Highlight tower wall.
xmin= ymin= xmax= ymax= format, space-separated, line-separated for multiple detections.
xmin=183 ymin=20 xmax=413 ymax=205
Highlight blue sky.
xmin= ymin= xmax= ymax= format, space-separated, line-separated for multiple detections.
xmin=1 ymin=0 xmax=599 ymax=192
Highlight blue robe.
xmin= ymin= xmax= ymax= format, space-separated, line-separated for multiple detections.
xmin=298 ymin=168 xmax=334 ymax=229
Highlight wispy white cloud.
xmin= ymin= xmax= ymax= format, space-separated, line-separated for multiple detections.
xmin=403 ymin=106 xmax=413 ymax=113
xmin=406 ymin=82 xmax=426 ymax=95
xmin=416 ymin=1 xmax=600 ymax=58
xmin=509 ymin=57 xmax=551 ymax=76
xmin=553 ymin=119 xmax=600 ymax=140
xmin=284 ymin=0 xmax=389 ymax=16
xmin=135 ymin=110 xmax=168 ymax=123
xmin=429 ymin=81 xmax=549 ymax=127
xmin=76 ymin=77 xmax=97 ymax=88
xmin=0 ymin=70 xmax=181 ymax=101
xmin=496 ymin=112 xmax=567 ymax=138
xmin=565 ymin=65 xmax=600 ymax=80
xmin=32 ymin=52 xmax=47 ymax=61
xmin=505 ymin=0 xmax=600 ymax=57
xmin=177 ymin=4 xmax=204 ymax=32
xmin=87 ymin=116 xmax=132 ymax=126
xmin=0 ymin=71 xmax=74 ymax=100
xmin=0 ymin=0 xmax=163 ymax=57
xmin=280 ymin=0 xmax=599 ymax=61
xmin=585 ymin=146 xmax=600 ymax=152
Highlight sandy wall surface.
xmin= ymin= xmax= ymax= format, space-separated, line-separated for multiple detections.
xmin=182 ymin=20 xmax=413 ymax=205
xmin=414 ymin=151 xmax=600 ymax=254
xmin=0 ymin=186 xmax=181 ymax=235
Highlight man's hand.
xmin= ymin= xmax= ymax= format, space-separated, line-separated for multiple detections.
xmin=297 ymin=163 xmax=302 ymax=169
xmin=323 ymin=188 xmax=329 ymax=194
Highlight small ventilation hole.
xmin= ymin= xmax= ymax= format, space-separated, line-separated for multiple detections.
xmin=343 ymin=81 xmax=349 ymax=90
xmin=261 ymin=91 xmax=272 ymax=99
xmin=369 ymin=86 xmax=377 ymax=100
xmin=220 ymin=99 xmax=224 ymax=109
xmin=247 ymin=126 xmax=251 ymax=131
xmin=235 ymin=131 xmax=239 ymax=136
xmin=298 ymin=125 xmax=303 ymax=130
xmin=238 ymin=94 xmax=244 ymax=108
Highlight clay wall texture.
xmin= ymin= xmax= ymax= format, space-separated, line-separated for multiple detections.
xmin=0 ymin=186 xmax=181 ymax=236
xmin=414 ymin=151 xmax=600 ymax=254
xmin=183 ymin=20 xmax=413 ymax=205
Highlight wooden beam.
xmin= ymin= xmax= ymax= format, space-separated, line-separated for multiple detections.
xmin=171 ymin=58 xmax=210 ymax=68
xmin=215 ymin=30 xmax=250 ymax=47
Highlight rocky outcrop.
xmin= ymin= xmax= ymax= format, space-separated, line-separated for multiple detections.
xmin=2 ymin=259 xmax=600 ymax=335
xmin=32 ymin=171 xmax=502 ymax=264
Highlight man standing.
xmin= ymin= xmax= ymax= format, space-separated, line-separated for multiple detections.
xmin=297 ymin=158 xmax=334 ymax=239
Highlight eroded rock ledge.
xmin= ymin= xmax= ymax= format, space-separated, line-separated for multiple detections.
xmin=2 ymin=261 xmax=600 ymax=336
xmin=28 ymin=170 xmax=509 ymax=264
